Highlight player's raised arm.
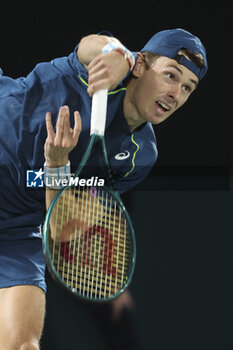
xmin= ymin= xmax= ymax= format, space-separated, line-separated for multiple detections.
xmin=77 ymin=34 xmax=120 ymax=68
xmin=78 ymin=34 xmax=135 ymax=96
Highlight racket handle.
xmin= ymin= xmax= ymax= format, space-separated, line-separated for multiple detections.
xmin=90 ymin=89 xmax=108 ymax=136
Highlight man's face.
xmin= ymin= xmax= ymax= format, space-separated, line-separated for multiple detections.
xmin=131 ymin=55 xmax=198 ymax=125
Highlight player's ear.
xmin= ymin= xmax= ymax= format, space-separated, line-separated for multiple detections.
xmin=131 ymin=52 xmax=146 ymax=78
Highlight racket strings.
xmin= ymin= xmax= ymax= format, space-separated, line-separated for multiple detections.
xmin=49 ymin=187 xmax=131 ymax=299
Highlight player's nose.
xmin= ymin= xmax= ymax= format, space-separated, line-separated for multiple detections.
xmin=167 ymin=84 xmax=182 ymax=107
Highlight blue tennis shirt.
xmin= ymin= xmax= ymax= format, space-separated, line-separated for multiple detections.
xmin=0 ymin=45 xmax=157 ymax=239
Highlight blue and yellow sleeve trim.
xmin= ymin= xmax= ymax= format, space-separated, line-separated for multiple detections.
xmin=77 ymin=75 xmax=126 ymax=95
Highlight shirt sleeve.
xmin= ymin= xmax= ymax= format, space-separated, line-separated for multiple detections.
xmin=67 ymin=44 xmax=89 ymax=82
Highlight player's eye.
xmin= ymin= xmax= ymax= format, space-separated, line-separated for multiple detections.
xmin=183 ymin=84 xmax=191 ymax=93
xmin=167 ymin=72 xmax=175 ymax=80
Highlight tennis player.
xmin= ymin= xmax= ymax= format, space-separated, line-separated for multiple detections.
xmin=0 ymin=28 xmax=207 ymax=349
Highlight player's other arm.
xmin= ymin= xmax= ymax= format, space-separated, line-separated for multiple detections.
xmin=78 ymin=34 xmax=135 ymax=96
xmin=44 ymin=106 xmax=81 ymax=211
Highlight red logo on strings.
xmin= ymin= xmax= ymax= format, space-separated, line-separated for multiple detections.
xmin=82 ymin=225 xmax=117 ymax=277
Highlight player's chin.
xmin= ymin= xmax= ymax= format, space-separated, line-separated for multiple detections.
xmin=150 ymin=112 xmax=172 ymax=125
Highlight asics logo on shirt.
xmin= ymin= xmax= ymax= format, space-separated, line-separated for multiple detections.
xmin=114 ymin=151 xmax=130 ymax=160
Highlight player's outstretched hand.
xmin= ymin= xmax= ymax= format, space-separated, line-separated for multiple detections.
xmin=44 ymin=106 xmax=81 ymax=168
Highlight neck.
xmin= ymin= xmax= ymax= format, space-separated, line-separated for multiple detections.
xmin=123 ymin=85 xmax=145 ymax=132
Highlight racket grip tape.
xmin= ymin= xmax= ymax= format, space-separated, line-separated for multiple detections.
xmin=90 ymin=89 xmax=108 ymax=136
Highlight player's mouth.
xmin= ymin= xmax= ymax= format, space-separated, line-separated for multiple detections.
xmin=155 ymin=100 xmax=171 ymax=114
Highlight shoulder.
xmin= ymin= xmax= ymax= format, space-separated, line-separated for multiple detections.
xmin=0 ymin=54 xmax=76 ymax=99
xmin=4 ymin=45 xmax=83 ymax=88
xmin=26 ymin=54 xmax=76 ymax=86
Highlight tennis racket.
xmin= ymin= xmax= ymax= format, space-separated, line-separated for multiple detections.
xmin=43 ymin=89 xmax=136 ymax=302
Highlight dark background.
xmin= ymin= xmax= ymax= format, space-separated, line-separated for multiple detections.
xmin=1 ymin=1 xmax=232 ymax=349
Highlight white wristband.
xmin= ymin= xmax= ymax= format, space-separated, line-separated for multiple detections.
xmin=44 ymin=161 xmax=71 ymax=190
xmin=102 ymin=42 xmax=135 ymax=71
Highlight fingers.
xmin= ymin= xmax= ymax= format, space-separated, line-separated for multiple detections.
xmin=46 ymin=106 xmax=81 ymax=146
xmin=87 ymin=54 xmax=113 ymax=96
xmin=87 ymin=50 xmax=130 ymax=96
xmin=88 ymin=67 xmax=109 ymax=88
xmin=87 ymin=77 xmax=112 ymax=96
xmin=61 ymin=106 xmax=70 ymax=146
xmin=45 ymin=112 xmax=55 ymax=142
xmin=73 ymin=111 xmax=82 ymax=144
xmin=54 ymin=106 xmax=69 ymax=146
xmin=87 ymin=55 xmax=102 ymax=72
xmin=44 ymin=106 xmax=82 ymax=168
xmin=88 ymin=57 xmax=108 ymax=80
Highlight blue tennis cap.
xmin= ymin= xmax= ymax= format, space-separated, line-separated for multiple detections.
xmin=141 ymin=28 xmax=207 ymax=81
